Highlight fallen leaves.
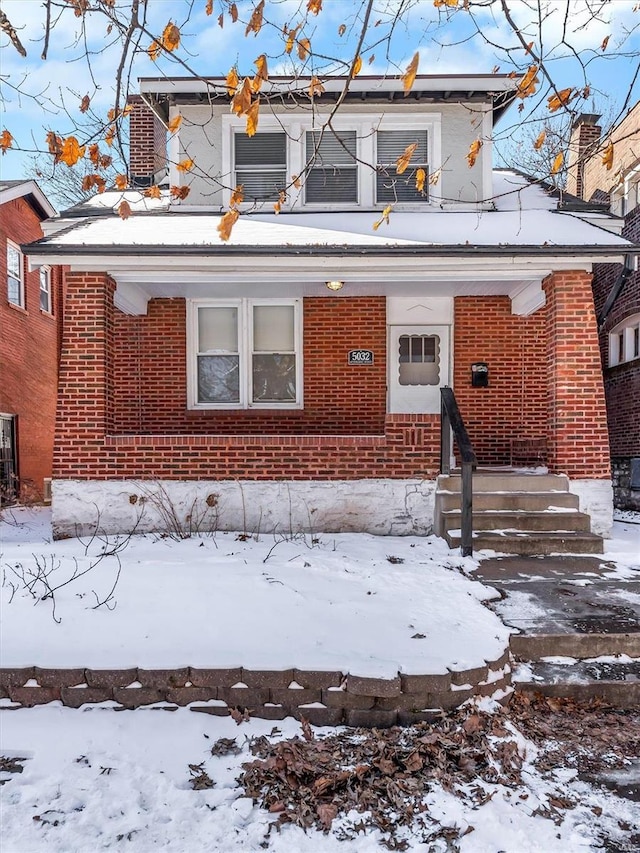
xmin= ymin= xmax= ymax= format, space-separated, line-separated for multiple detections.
xmin=118 ymin=200 xmax=132 ymax=220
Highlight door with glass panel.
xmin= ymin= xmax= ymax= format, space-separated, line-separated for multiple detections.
xmin=388 ymin=326 xmax=450 ymax=414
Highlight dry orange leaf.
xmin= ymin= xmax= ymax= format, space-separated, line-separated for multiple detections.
xmin=170 ymin=185 xmax=190 ymax=200
xmin=534 ymin=129 xmax=546 ymax=150
xmin=396 ymin=142 xmax=417 ymax=175
xmin=253 ymin=54 xmax=268 ymax=91
xmin=292 ymin=174 xmax=301 ymax=189
xmin=516 ymin=65 xmax=539 ymax=98
xmin=307 ymin=0 xmax=322 ymax=14
xmin=168 ymin=115 xmax=182 ymax=134
xmin=353 ymin=55 xmax=362 ymax=76
xmin=230 ymin=185 xmax=244 ymax=206
xmin=298 ymin=37 xmax=311 ymax=60
xmin=230 ymin=3 xmax=238 ymax=21
xmin=205 ymin=0 xmax=214 ymax=14
xmin=601 ymin=35 xmax=610 ymax=51
xmin=114 ymin=174 xmax=128 ymax=190
xmin=218 ymin=208 xmax=239 ymax=241
xmin=602 ymin=141 xmax=614 ymax=171
xmin=245 ymin=0 xmax=265 ymax=36
xmin=100 ymin=154 xmax=112 ymax=169
xmin=416 ymin=167 xmax=426 ymax=193
xmin=434 ymin=0 xmax=460 ymax=7
xmin=0 ymin=129 xmax=14 ymax=153
xmin=226 ymin=67 xmax=239 ymax=97
xmin=105 ymin=126 xmax=116 ymax=147
xmin=467 ymin=139 xmax=483 ymax=168
xmin=285 ymin=25 xmax=299 ymax=54
xmin=162 ymin=21 xmax=180 ymax=52
xmin=176 ymin=158 xmax=195 ymax=173
xmin=548 ymin=88 xmax=573 ymax=112
xmin=60 ymin=136 xmax=86 ymax=167
xmin=338 ymin=23 xmax=346 ymax=36
xmin=82 ymin=174 xmax=106 ymax=193
xmin=144 ymin=185 xmax=162 ymax=199
xmin=148 ymin=40 xmax=161 ymax=61
xmin=218 ymin=12 xmax=224 ymax=27
xmin=118 ymin=200 xmax=132 ymax=220
xmin=46 ymin=131 xmax=62 ymax=156
xmin=232 ymin=78 xmax=253 ymax=116
xmin=79 ymin=95 xmax=91 ymax=113
xmin=246 ymin=99 xmax=260 ymax=137
xmin=88 ymin=143 xmax=100 ymax=166
xmin=309 ymin=76 xmax=325 ymax=98
xmin=402 ymin=51 xmax=419 ymax=96
xmin=373 ymin=204 xmax=393 ymax=231
xmin=429 ymin=168 xmax=441 ymax=186
xmin=551 ymin=151 xmax=564 ymax=174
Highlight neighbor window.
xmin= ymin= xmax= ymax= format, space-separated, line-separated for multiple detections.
xmin=39 ymin=266 xmax=52 ymax=313
xmin=609 ymin=313 xmax=640 ymax=366
xmin=234 ymin=132 xmax=287 ymax=203
xmin=376 ymin=129 xmax=429 ymax=204
xmin=305 ymin=130 xmax=358 ymax=204
xmin=7 ymin=241 xmax=24 ymax=307
xmin=398 ymin=334 xmax=440 ymax=385
xmin=190 ymin=299 xmax=301 ymax=408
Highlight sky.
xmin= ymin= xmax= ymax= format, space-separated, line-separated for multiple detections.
xmin=1 ymin=0 xmax=639 ymax=186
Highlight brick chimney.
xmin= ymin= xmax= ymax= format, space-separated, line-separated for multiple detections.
xmin=565 ymin=113 xmax=601 ymax=199
xmin=127 ymin=95 xmax=167 ymax=187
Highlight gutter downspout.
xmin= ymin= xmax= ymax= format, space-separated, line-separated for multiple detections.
xmin=597 ymin=254 xmax=637 ymax=331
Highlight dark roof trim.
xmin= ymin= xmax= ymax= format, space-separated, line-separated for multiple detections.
xmin=24 ymin=242 xmax=636 ymax=259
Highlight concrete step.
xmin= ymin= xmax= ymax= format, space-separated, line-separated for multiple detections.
xmin=436 ymin=491 xmax=580 ymax=512
xmin=440 ymin=509 xmax=591 ymax=533
xmin=513 ymin=659 xmax=640 ymax=706
xmin=444 ymin=529 xmax=604 ymax=556
xmin=437 ymin=473 xmax=570 ymax=493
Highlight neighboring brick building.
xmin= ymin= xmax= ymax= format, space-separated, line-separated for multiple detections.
xmin=0 ymin=181 xmax=58 ymax=503
xmin=23 ymin=76 xmax=639 ymax=538
xmin=568 ymin=106 xmax=640 ymax=510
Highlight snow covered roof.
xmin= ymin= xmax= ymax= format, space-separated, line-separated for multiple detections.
xmin=26 ymin=172 xmax=637 ymax=261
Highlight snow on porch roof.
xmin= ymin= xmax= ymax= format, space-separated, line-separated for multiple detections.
xmin=25 ymin=171 xmax=636 ymax=259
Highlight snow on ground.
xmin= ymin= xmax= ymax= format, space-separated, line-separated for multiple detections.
xmin=2 ymin=509 xmax=640 ymax=852
xmin=0 ymin=508 xmax=508 ymax=676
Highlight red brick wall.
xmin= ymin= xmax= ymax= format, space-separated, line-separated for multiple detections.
xmin=453 ymin=296 xmax=547 ymax=465
xmin=592 ymin=207 xmax=640 ymax=458
xmin=112 ymin=296 xmax=387 ymax=435
xmin=127 ymin=95 xmax=167 ymax=181
xmin=0 ymin=196 xmax=61 ymax=498
xmin=543 ymin=270 xmax=610 ymax=478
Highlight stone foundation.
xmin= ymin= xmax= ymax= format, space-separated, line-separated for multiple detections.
xmin=611 ymin=457 xmax=640 ymax=511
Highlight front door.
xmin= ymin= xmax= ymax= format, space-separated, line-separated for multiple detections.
xmin=388 ymin=325 xmax=450 ymax=413
xmin=0 ymin=414 xmax=17 ymax=505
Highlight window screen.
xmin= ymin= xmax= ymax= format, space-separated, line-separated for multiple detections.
xmin=197 ymin=306 xmax=240 ymax=404
xmin=252 ymin=305 xmax=296 ymax=402
xmin=234 ymin=132 xmax=287 ymax=202
xmin=398 ymin=334 xmax=440 ymax=386
xmin=305 ymin=130 xmax=358 ymax=203
xmin=376 ymin=129 xmax=429 ymax=203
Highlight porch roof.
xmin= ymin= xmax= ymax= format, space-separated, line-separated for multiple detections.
xmin=26 ymin=172 xmax=635 ymax=263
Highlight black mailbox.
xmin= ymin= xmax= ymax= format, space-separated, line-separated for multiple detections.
xmin=471 ymin=362 xmax=489 ymax=387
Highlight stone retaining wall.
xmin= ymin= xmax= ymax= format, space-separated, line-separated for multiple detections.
xmin=0 ymin=655 xmax=511 ymax=727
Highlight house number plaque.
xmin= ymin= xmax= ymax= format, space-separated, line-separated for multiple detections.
xmin=348 ymin=349 xmax=374 ymax=365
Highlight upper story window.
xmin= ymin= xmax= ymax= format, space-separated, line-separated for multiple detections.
xmin=39 ymin=266 xmax=52 ymax=313
xmin=234 ymin=132 xmax=287 ymax=204
xmin=305 ymin=130 xmax=358 ymax=204
xmin=609 ymin=313 xmax=640 ymax=366
xmin=7 ymin=241 xmax=24 ymax=307
xmin=188 ymin=299 xmax=302 ymax=409
xmin=376 ymin=130 xmax=429 ymax=203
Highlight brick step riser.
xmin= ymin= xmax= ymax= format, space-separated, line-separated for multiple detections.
xmin=444 ymin=532 xmax=604 ymax=556
xmin=515 ymin=681 xmax=640 ymax=707
xmin=510 ymin=633 xmax=640 ymax=659
xmin=436 ymin=493 xmax=580 ymax=512
xmin=441 ymin=512 xmax=591 ymax=533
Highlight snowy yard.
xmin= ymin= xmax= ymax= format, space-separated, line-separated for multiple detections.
xmin=1 ymin=507 xmax=639 ymax=852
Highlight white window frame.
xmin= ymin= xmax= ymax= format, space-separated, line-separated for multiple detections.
xmin=609 ymin=313 xmax=640 ymax=366
xmin=221 ymin=113 xmax=442 ymax=211
xmin=187 ymin=298 xmax=303 ymax=410
xmin=7 ymin=240 xmax=24 ymax=307
xmin=39 ymin=266 xmax=52 ymax=313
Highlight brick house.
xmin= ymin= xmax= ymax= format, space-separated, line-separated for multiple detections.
xmin=1 ymin=181 xmax=59 ymax=503
xmin=567 ymin=105 xmax=640 ymax=510
xmin=23 ymin=76 xmax=639 ymax=542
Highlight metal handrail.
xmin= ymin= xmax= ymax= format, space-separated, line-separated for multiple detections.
xmin=440 ymin=387 xmax=477 ymax=557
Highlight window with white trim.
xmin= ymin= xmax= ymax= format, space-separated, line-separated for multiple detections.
xmin=233 ymin=132 xmax=287 ymax=203
xmin=305 ymin=130 xmax=358 ymax=204
xmin=376 ymin=129 xmax=429 ymax=203
xmin=189 ymin=299 xmax=302 ymax=408
xmin=609 ymin=313 xmax=640 ymax=366
xmin=7 ymin=241 xmax=24 ymax=307
xmin=39 ymin=266 xmax=52 ymax=313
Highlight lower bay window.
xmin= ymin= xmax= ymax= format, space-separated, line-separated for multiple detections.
xmin=188 ymin=299 xmax=302 ymax=409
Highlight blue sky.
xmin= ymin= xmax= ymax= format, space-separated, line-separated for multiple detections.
xmin=1 ymin=0 xmax=639 ymax=183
